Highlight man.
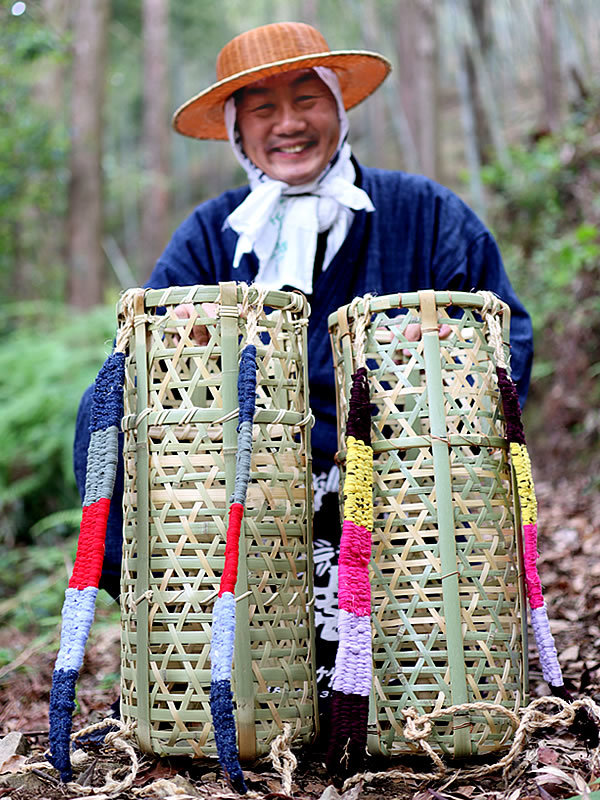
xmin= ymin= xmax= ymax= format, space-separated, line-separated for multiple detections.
xmin=74 ymin=21 xmax=533 ymax=704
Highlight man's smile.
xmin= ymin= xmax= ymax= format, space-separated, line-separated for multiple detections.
xmin=271 ymin=142 xmax=314 ymax=154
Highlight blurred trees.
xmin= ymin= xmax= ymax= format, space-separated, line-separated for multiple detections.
xmin=141 ymin=0 xmax=170 ymax=274
xmin=396 ymin=0 xmax=440 ymax=179
xmin=5 ymin=0 xmax=598 ymax=302
xmin=68 ymin=0 xmax=110 ymax=308
xmin=0 ymin=6 xmax=69 ymax=304
xmin=1 ymin=0 xmax=599 ymax=542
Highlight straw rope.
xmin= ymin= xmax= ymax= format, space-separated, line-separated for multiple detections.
xmin=348 ymin=294 xmax=373 ymax=369
xmin=24 ymin=719 xmax=139 ymax=799
xmin=268 ymin=723 xmax=298 ymax=796
xmin=115 ymin=288 xmax=145 ymax=354
xmin=341 ymin=695 xmax=600 ymax=791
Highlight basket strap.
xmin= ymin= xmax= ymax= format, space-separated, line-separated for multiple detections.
xmin=327 ymin=297 xmax=374 ymax=778
xmin=209 ymin=283 xmax=270 ymax=794
xmin=481 ymin=299 xmax=565 ymax=693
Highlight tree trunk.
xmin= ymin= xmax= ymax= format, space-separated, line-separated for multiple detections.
xmin=395 ymin=0 xmax=440 ymax=179
xmin=34 ymin=0 xmax=70 ymax=112
xmin=141 ymin=0 xmax=170 ymax=281
xmin=456 ymin=39 xmax=486 ymax=220
xmin=362 ymin=0 xmax=390 ymax=168
xmin=465 ymin=0 xmax=493 ymax=163
xmin=538 ymin=0 xmax=562 ymax=133
xmin=68 ymin=0 xmax=109 ymax=308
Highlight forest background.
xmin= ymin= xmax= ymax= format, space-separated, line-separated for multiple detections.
xmin=0 ymin=0 xmax=599 ymax=755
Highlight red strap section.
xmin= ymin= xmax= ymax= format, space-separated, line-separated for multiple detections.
xmin=68 ymin=498 xmax=111 ymax=589
xmin=219 ymin=503 xmax=244 ymax=596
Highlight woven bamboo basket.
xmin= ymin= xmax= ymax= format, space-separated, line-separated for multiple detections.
xmin=118 ymin=283 xmax=318 ymax=761
xmin=328 ymin=290 xmax=528 ymax=758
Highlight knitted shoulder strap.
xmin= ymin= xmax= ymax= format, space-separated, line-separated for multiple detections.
xmin=209 ymin=287 xmax=266 ymax=795
xmin=48 ymin=290 xmax=139 ymax=782
xmin=482 ymin=295 xmax=600 ymax=742
xmin=481 ymin=293 xmax=566 ymax=695
xmin=327 ymin=296 xmax=374 ymax=778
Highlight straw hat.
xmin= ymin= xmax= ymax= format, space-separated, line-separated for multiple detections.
xmin=172 ymin=21 xmax=391 ymax=140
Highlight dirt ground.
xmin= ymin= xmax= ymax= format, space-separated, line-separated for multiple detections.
xmin=1 ymin=476 xmax=599 ymax=800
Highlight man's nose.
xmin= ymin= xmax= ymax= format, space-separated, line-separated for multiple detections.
xmin=272 ymin=103 xmax=307 ymax=134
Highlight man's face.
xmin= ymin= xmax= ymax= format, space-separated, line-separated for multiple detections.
xmin=235 ymin=69 xmax=340 ymax=186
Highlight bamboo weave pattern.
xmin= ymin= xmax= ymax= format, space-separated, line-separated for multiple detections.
xmin=328 ymin=291 xmax=527 ymax=758
xmin=119 ymin=284 xmax=317 ymax=763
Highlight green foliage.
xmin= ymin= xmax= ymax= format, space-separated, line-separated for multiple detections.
xmin=484 ymin=94 xmax=600 ymax=338
xmin=0 ymin=533 xmax=119 ymax=637
xmin=0 ymin=6 xmax=70 ymax=303
xmin=485 ymin=94 xmax=600 ymax=470
xmin=0 ymin=302 xmax=117 ymax=543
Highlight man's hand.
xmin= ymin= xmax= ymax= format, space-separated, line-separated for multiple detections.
xmin=376 ymin=322 xmax=452 ymax=361
xmin=173 ymin=303 xmax=217 ymax=346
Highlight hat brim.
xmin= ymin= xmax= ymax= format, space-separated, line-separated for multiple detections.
xmin=172 ymin=50 xmax=392 ymax=140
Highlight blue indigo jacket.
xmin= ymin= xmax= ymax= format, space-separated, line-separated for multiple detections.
xmin=74 ymin=161 xmax=533 ymax=589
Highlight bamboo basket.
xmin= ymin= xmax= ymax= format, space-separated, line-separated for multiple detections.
xmin=118 ymin=283 xmax=318 ymax=760
xmin=328 ymin=290 xmax=528 ymax=758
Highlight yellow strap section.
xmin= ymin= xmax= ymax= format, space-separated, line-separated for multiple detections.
xmin=343 ymin=436 xmax=374 ymax=530
xmin=510 ymin=442 xmax=538 ymax=525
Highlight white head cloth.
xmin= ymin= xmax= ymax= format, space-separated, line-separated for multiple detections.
xmin=224 ymin=67 xmax=375 ymax=294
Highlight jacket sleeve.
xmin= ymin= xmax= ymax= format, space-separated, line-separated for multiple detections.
xmin=145 ymin=213 xmax=217 ymax=289
xmin=436 ymin=230 xmax=533 ymax=407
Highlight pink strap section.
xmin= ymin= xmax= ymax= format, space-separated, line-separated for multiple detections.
xmin=523 ymin=522 xmax=544 ymax=609
xmin=338 ymin=519 xmax=372 ymax=616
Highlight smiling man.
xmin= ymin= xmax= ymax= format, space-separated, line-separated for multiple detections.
xmin=235 ymin=69 xmax=340 ymax=186
xmin=74 ymin=21 xmax=533 ymax=713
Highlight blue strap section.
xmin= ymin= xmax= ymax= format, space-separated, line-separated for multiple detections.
xmin=89 ymin=352 xmax=126 ymax=433
xmin=210 ymin=680 xmax=248 ymax=794
xmin=48 ymin=668 xmax=79 ymax=782
xmin=237 ymin=345 xmax=257 ymax=428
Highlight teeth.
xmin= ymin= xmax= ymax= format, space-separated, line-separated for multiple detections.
xmin=279 ymin=144 xmax=305 ymax=153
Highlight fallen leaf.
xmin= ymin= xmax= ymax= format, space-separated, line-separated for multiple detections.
xmin=341 ymin=782 xmax=363 ymax=800
xmin=573 ymin=772 xmax=592 ymax=794
xmin=0 ymin=732 xmax=28 ymax=771
xmin=538 ymin=746 xmax=560 ymax=765
xmin=0 ymin=754 xmax=27 ymax=775
xmin=536 ymin=765 xmax=578 ymax=790
xmin=134 ymin=775 xmax=200 ymax=798
xmin=561 ymin=645 xmax=581 ymax=663
xmin=133 ymin=761 xmax=178 ymax=785
xmin=319 ymin=787 xmax=340 ymax=800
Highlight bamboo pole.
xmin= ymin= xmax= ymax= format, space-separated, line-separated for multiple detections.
xmin=420 ymin=290 xmax=470 ymax=757
xmin=220 ymin=282 xmax=256 ymax=760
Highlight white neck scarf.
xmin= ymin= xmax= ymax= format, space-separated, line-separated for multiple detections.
xmin=224 ymin=67 xmax=374 ymax=295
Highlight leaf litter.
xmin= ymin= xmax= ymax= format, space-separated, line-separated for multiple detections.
xmin=1 ymin=477 xmax=599 ymax=800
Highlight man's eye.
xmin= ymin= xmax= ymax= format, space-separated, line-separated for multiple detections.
xmin=253 ymin=103 xmax=274 ymax=113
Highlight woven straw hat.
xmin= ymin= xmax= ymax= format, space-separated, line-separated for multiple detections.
xmin=172 ymin=21 xmax=391 ymax=140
